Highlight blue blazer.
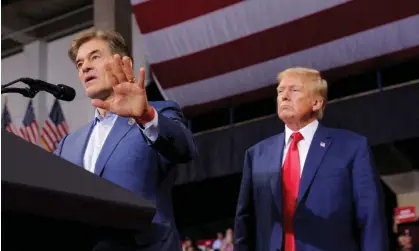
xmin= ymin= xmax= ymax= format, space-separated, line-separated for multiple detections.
xmin=234 ymin=124 xmax=388 ymax=251
xmin=54 ymin=100 xmax=197 ymax=251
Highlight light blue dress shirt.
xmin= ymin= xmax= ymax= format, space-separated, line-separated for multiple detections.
xmin=83 ymin=108 xmax=159 ymax=173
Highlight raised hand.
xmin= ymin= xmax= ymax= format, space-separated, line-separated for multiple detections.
xmin=91 ymin=54 xmax=150 ymax=119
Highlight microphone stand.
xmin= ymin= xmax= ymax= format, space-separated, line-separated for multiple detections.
xmin=1 ymin=77 xmax=75 ymax=101
xmin=1 ymin=87 xmax=38 ymax=98
xmin=1 ymin=78 xmax=39 ymax=98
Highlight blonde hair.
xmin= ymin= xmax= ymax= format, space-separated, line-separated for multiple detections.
xmin=68 ymin=29 xmax=130 ymax=63
xmin=277 ymin=67 xmax=328 ymax=119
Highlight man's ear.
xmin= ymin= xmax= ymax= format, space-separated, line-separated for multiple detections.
xmin=312 ymin=97 xmax=324 ymax=112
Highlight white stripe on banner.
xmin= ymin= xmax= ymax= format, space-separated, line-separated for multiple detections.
xmin=164 ymin=15 xmax=419 ymax=107
xmin=142 ymin=0 xmax=348 ymax=63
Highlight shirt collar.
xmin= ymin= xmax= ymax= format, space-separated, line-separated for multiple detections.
xmin=285 ymin=119 xmax=319 ymax=145
xmin=94 ymin=109 xmax=117 ymax=123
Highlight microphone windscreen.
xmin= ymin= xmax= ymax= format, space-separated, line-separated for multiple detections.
xmin=57 ymin=84 xmax=76 ymax=101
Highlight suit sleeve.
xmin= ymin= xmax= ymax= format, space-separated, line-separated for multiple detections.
xmin=138 ymin=107 xmax=159 ymax=142
xmin=143 ymin=100 xmax=197 ymax=164
xmin=352 ymin=137 xmax=388 ymax=251
xmin=234 ymin=150 xmax=256 ymax=251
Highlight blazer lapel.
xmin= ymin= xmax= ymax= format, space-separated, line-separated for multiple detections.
xmin=297 ymin=125 xmax=332 ymax=205
xmin=74 ymin=120 xmax=96 ymax=168
xmin=269 ymin=133 xmax=286 ymax=214
xmin=94 ymin=116 xmax=135 ymax=176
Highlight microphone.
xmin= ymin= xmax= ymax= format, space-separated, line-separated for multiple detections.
xmin=20 ymin=78 xmax=76 ymax=101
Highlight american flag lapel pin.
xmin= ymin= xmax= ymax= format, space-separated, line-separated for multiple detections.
xmin=128 ymin=118 xmax=135 ymax=125
xmin=320 ymin=142 xmax=326 ymax=147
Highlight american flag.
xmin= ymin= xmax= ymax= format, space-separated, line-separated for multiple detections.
xmin=131 ymin=0 xmax=419 ymax=114
xmin=1 ymin=102 xmax=19 ymax=136
xmin=41 ymin=99 xmax=69 ymax=152
xmin=20 ymin=100 xmax=40 ymax=144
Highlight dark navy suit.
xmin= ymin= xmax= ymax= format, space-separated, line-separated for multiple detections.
xmin=54 ymin=100 xmax=197 ymax=251
xmin=234 ymin=124 xmax=388 ymax=251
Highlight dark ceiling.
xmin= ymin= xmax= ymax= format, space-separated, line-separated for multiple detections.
xmin=1 ymin=0 xmax=93 ymax=58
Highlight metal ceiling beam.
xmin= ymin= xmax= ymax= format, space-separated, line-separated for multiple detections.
xmin=2 ymin=26 xmax=36 ymax=44
xmin=2 ymin=4 xmax=93 ymax=42
xmin=1 ymin=6 xmax=38 ymax=44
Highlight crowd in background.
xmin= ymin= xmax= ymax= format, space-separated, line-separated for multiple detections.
xmin=182 ymin=228 xmax=234 ymax=251
xmin=394 ymin=216 xmax=419 ymax=251
xmin=178 ymin=216 xmax=419 ymax=251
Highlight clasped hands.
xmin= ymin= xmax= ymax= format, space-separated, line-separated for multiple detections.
xmin=91 ymin=54 xmax=154 ymax=123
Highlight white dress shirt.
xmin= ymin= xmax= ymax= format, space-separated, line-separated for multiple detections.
xmin=282 ymin=120 xmax=319 ymax=176
xmin=83 ymin=108 xmax=159 ymax=173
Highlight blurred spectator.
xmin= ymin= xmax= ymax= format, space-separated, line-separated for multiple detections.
xmin=212 ymin=232 xmax=224 ymax=251
xmin=182 ymin=237 xmax=193 ymax=251
xmin=398 ymin=229 xmax=419 ymax=251
xmin=186 ymin=246 xmax=197 ymax=251
xmin=221 ymin=228 xmax=234 ymax=251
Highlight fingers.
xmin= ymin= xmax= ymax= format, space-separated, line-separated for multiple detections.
xmin=138 ymin=67 xmax=146 ymax=89
xmin=106 ymin=54 xmax=142 ymax=88
xmin=122 ymin=56 xmax=135 ymax=82
xmin=91 ymin=99 xmax=110 ymax=111
xmin=111 ymin=55 xmax=127 ymax=84
xmin=104 ymin=60 xmax=119 ymax=87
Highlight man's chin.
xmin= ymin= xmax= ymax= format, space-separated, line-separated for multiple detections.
xmin=278 ymin=112 xmax=296 ymax=123
xmin=85 ymin=89 xmax=98 ymax=99
xmin=86 ymin=88 xmax=108 ymax=100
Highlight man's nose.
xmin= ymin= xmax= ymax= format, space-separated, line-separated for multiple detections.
xmin=281 ymin=89 xmax=290 ymax=100
xmin=81 ymin=61 xmax=93 ymax=73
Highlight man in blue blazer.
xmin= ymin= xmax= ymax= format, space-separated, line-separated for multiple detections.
xmin=234 ymin=67 xmax=388 ymax=251
xmin=54 ymin=30 xmax=197 ymax=251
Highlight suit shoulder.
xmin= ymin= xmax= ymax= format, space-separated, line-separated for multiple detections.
xmin=246 ymin=133 xmax=282 ymax=154
xmin=326 ymin=127 xmax=367 ymax=143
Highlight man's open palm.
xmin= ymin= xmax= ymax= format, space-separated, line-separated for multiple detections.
xmin=91 ymin=55 xmax=149 ymax=118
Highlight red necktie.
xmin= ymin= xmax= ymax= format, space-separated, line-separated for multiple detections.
xmin=282 ymin=132 xmax=303 ymax=251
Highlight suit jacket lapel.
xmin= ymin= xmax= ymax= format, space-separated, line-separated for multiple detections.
xmin=269 ymin=133 xmax=286 ymax=214
xmin=94 ymin=116 xmax=135 ymax=176
xmin=297 ymin=125 xmax=332 ymax=205
xmin=74 ymin=120 xmax=96 ymax=168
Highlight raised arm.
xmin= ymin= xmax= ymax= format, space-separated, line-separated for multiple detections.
xmin=141 ymin=100 xmax=197 ymax=164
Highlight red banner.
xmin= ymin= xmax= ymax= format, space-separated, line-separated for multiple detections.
xmin=395 ymin=206 xmax=417 ymax=223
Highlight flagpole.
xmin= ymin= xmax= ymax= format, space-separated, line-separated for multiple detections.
xmin=4 ymin=94 xmax=8 ymax=107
